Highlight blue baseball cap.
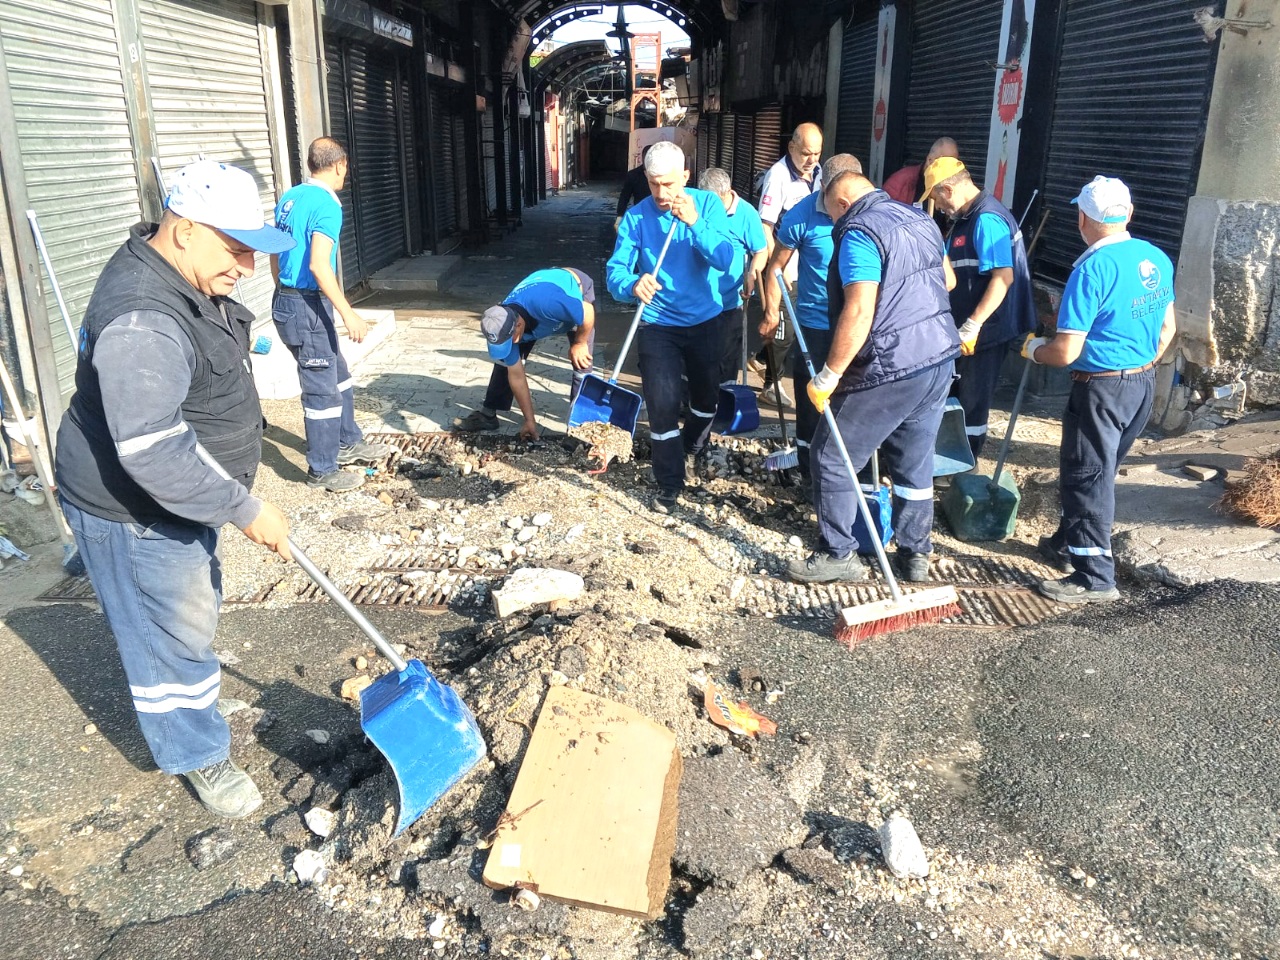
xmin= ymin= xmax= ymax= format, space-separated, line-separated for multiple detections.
xmin=166 ymin=159 xmax=296 ymax=254
xmin=482 ymin=305 xmax=522 ymax=365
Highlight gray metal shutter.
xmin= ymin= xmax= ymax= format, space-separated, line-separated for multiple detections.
xmin=719 ymin=113 xmax=735 ymax=173
xmin=140 ymin=0 xmax=278 ymax=328
xmin=903 ymin=0 xmax=1004 ymax=185
xmin=752 ymin=105 xmax=783 ymax=203
xmin=453 ymin=111 xmax=469 ymax=232
xmin=835 ymin=10 xmax=878 ymax=169
xmin=399 ymin=64 xmax=421 ymax=252
xmin=431 ymin=87 xmax=457 ymax=238
xmin=732 ymin=113 xmax=755 ymax=198
xmin=0 ymin=0 xmax=142 ymax=399
xmin=323 ymin=37 xmax=361 ymax=287
xmin=482 ymin=107 xmax=498 ymax=215
xmin=1035 ymin=0 xmax=1215 ymax=281
xmin=349 ymin=43 xmax=406 ymax=275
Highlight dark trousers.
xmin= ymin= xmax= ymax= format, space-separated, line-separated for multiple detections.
xmin=273 ymin=290 xmax=362 ymax=476
xmin=1047 ymin=369 xmax=1155 ymax=590
xmin=951 ymin=344 xmax=1009 ymax=459
xmin=756 ymin=309 xmax=794 ymax=382
xmin=637 ymin=319 xmax=720 ymax=493
xmin=482 ymin=330 xmax=596 ymax=412
xmin=717 ymin=306 xmax=744 ymax=386
xmin=788 ymin=325 xmax=833 ymax=478
xmin=813 ymin=361 xmax=953 ymax=557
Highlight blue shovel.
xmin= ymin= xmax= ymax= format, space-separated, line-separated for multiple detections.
xmin=568 ymin=217 xmax=678 ymax=435
xmin=196 ymin=446 xmax=486 ymax=835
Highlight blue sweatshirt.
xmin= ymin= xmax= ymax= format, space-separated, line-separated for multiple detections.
xmin=606 ymin=190 xmax=734 ymax=327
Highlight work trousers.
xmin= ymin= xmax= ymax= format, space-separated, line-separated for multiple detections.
xmin=482 ymin=329 xmax=596 ymax=412
xmin=717 ymin=306 xmax=745 ymax=386
xmin=813 ymin=361 xmax=953 ymax=557
xmin=273 ymin=290 xmax=363 ymax=475
xmin=1045 ymin=368 xmax=1155 ymax=590
xmin=637 ymin=319 xmax=720 ymax=493
xmin=951 ymin=343 xmax=1011 ymax=459
xmin=789 ymin=325 xmax=833 ymax=478
xmin=756 ymin=308 xmax=794 ymax=383
xmin=62 ymin=497 xmax=229 ymax=775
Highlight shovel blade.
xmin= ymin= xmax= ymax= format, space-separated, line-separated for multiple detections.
xmin=941 ymin=470 xmax=1022 ymax=541
xmin=359 ymin=659 xmax=487 ymax=836
xmin=567 ymin=374 xmax=642 ymax=435
xmin=933 ymin=399 xmax=976 ymax=477
xmin=710 ymin=384 xmax=761 ymax=435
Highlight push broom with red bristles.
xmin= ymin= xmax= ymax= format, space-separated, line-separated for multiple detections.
xmin=777 ymin=274 xmax=961 ymax=646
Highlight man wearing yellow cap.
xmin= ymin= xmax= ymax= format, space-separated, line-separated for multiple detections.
xmin=920 ymin=156 xmax=1035 ymax=458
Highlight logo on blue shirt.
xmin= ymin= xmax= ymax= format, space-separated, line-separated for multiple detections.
xmin=1138 ymin=259 xmax=1160 ymax=291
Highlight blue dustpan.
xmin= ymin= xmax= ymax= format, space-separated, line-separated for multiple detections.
xmin=933 ymin=398 xmax=976 ymax=477
xmin=852 ymin=454 xmax=894 ymax=556
xmin=710 ymin=383 xmax=760 ymax=435
xmin=567 ymin=374 xmax=643 ymax=434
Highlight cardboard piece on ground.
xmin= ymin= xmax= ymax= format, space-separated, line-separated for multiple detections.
xmin=482 ymin=687 xmax=681 ymax=919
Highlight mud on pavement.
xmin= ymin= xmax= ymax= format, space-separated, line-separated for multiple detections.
xmin=1 ymin=432 xmax=1278 ymax=960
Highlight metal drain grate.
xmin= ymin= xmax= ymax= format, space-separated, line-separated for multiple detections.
xmin=36 ymin=575 xmax=96 ymax=602
xmin=370 ymin=547 xmax=506 ymax=575
xmin=294 ymin=568 xmax=494 ymax=609
xmin=364 ymin=432 xmax=466 ymax=460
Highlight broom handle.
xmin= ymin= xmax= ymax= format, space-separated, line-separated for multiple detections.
xmin=193 ymin=444 xmax=408 ymax=672
xmin=777 ymin=272 xmax=903 ymax=601
xmin=740 ymin=277 xmax=751 ymax=388
xmin=26 ymin=211 xmax=79 ymax=351
xmin=990 ymin=360 xmax=1032 ymax=488
xmin=607 ymin=217 xmax=678 ymax=385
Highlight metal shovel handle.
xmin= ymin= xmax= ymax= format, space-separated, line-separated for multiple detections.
xmin=26 ymin=210 xmax=79 ymax=351
xmin=193 ymin=444 xmax=408 ymax=672
xmin=607 ymin=216 xmax=678 ymax=384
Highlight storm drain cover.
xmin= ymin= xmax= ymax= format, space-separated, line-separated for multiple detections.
xmin=294 ymin=568 xmax=496 ymax=610
xmin=364 ymin=431 xmax=468 ymax=460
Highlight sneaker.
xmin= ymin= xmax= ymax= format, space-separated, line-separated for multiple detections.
xmin=651 ymin=490 xmax=680 ymax=515
xmin=787 ymin=551 xmax=868 ymax=584
xmin=307 ymin=469 xmax=365 ymax=492
xmin=183 ymin=759 xmax=263 ymax=819
xmin=337 ymin=441 xmax=396 ymax=465
xmin=747 ymin=356 xmax=768 ymax=377
xmin=1037 ymin=576 xmax=1120 ymax=605
xmin=760 ymin=384 xmax=793 ymax=408
xmin=453 ymin=410 xmax=499 ymax=432
xmin=1036 ymin=536 xmax=1074 ymax=574
xmin=894 ymin=551 xmax=931 ymax=583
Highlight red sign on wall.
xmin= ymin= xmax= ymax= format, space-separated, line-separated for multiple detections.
xmin=873 ymin=98 xmax=887 ymax=142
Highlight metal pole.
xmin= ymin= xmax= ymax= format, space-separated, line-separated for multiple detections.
xmin=25 ymin=211 xmax=79 ymax=351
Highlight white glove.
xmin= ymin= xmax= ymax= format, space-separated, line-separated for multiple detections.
xmin=957 ymin=318 xmax=983 ymax=343
xmin=810 ymin=364 xmax=840 ymax=392
xmin=1022 ymin=335 xmax=1049 ymax=363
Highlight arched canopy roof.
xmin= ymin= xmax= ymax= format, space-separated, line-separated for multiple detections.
xmin=492 ymin=1 xmax=722 ymax=48
xmin=531 ymin=39 xmax=618 ymax=95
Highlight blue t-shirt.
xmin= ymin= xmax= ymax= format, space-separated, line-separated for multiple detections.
xmin=274 ymin=181 xmax=342 ymax=290
xmin=776 ymin=193 xmax=834 ymax=330
xmin=1056 ymin=234 xmax=1175 ymax=373
xmin=506 ymin=269 xmax=585 ymax=339
xmin=711 ymin=195 xmax=767 ymax=308
xmin=839 ymin=229 xmax=948 ymax=285
xmin=971 ymin=212 xmax=1013 ymax=273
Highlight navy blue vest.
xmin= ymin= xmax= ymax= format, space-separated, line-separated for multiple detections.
xmin=57 ymin=224 xmax=262 ymax=524
xmin=945 ymin=191 xmax=1036 ymax=350
xmin=826 ymin=190 xmax=960 ymax=393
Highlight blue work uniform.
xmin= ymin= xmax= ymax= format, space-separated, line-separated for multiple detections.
xmin=813 ymin=190 xmax=959 ymax=560
xmin=1045 ymin=232 xmax=1174 ymax=590
xmin=482 ymin=268 xmax=595 ymax=413
xmin=945 ymin=192 xmax=1036 ymax=457
xmin=606 ymin=191 xmax=734 ymax=494
xmin=710 ymin=192 xmax=767 ymax=385
xmin=774 ymin=192 xmax=836 ymax=475
xmin=271 ymin=179 xmax=365 ymax=477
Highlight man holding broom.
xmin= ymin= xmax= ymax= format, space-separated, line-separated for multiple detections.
xmin=789 ymin=170 xmax=960 ymax=585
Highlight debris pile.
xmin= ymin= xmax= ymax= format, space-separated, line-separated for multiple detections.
xmin=1221 ymin=454 xmax=1280 ymax=528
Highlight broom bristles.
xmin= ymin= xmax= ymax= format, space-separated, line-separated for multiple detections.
xmin=765 ymin=446 xmax=799 ymax=471
xmin=832 ymin=586 xmax=961 ymax=648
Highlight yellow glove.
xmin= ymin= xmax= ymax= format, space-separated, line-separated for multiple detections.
xmin=957 ymin=318 xmax=982 ymax=356
xmin=1021 ymin=333 xmax=1048 ymax=363
xmin=807 ymin=365 xmax=840 ymax=413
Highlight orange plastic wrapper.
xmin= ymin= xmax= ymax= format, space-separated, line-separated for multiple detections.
xmin=703 ymin=681 xmax=777 ymax=738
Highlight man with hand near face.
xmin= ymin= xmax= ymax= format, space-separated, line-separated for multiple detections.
xmin=606 ymin=141 xmax=734 ymax=514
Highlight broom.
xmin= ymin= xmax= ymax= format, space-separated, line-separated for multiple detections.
xmin=757 ymin=274 xmax=799 ymax=473
xmin=777 ymin=272 xmax=960 ymax=646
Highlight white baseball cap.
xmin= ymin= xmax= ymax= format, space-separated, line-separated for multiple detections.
xmin=166 ymin=159 xmax=296 ymax=254
xmin=1072 ymin=175 xmax=1132 ymax=224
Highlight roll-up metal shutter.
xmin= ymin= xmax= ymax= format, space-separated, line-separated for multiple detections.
xmin=1035 ymin=0 xmax=1215 ymax=281
xmin=697 ymin=113 xmax=712 ymax=177
xmin=323 ymin=37 xmax=361 ymax=287
xmin=398 ymin=64 xmax=421 ymax=253
xmin=349 ymin=43 xmax=407 ymax=275
xmin=0 ymin=0 xmax=142 ymax=399
xmin=732 ymin=113 xmax=755 ymax=198
xmin=431 ymin=87 xmax=457 ymax=238
xmin=482 ymin=107 xmax=498 ymax=216
xmin=453 ymin=112 xmax=469 ymax=232
xmin=903 ymin=0 xmax=1003 ymax=185
xmin=717 ymin=114 xmax=733 ymax=172
xmin=140 ymin=0 xmax=277 ymax=328
xmin=835 ymin=10 xmax=878 ymax=169
xmin=752 ymin=105 xmax=783 ymax=202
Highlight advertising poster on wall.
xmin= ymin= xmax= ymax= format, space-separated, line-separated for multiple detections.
xmin=867 ymin=4 xmax=897 ymax=184
xmin=628 ymin=126 xmax=698 ymax=172
xmin=985 ymin=0 xmax=1035 ymax=209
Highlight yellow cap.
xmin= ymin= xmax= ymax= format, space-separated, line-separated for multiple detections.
xmin=919 ymin=156 xmax=967 ymax=203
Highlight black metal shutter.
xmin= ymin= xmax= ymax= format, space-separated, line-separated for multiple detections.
xmin=903 ymin=0 xmax=1004 ymax=184
xmin=835 ymin=10 xmax=878 ymax=168
xmin=431 ymin=87 xmax=457 ymax=238
xmin=482 ymin=107 xmax=498 ymax=215
xmin=697 ymin=113 xmax=712 ymax=176
xmin=752 ymin=105 xmax=783 ymax=203
xmin=324 ymin=37 xmax=361 ymax=287
xmin=350 ymin=43 xmax=407 ymax=274
xmin=453 ymin=111 xmax=470 ymax=232
xmin=398 ymin=63 xmax=421 ymax=253
xmin=719 ymin=114 xmax=736 ymax=180
xmin=732 ymin=113 xmax=755 ymax=197
xmin=1035 ymin=0 xmax=1215 ymax=281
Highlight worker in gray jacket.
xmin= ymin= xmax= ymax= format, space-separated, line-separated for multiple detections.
xmin=55 ymin=160 xmax=293 ymax=819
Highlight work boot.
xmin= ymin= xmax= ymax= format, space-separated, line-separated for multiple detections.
xmin=1036 ymin=536 xmax=1074 ymax=574
xmin=1037 ymin=576 xmax=1120 ymax=605
xmin=183 ymin=759 xmax=263 ymax=819
xmin=453 ymin=410 xmax=499 ymax=432
xmin=307 ymin=469 xmax=365 ymax=492
xmin=894 ymin=551 xmax=931 ymax=583
xmin=788 ymin=551 xmax=867 ymax=584
xmin=337 ymin=440 xmax=396 ymax=465
xmin=651 ymin=490 xmax=680 ymax=515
